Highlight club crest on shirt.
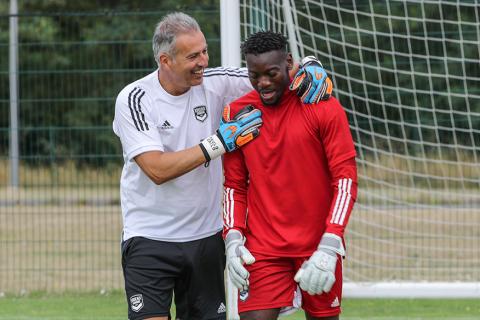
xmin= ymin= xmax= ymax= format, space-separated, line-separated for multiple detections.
xmin=193 ymin=105 xmax=208 ymax=122
xmin=130 ymin=294 xmax=144 ymax=312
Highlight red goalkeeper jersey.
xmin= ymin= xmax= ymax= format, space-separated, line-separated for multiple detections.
xmin=223 ymin=88 xmax=357 ymax=256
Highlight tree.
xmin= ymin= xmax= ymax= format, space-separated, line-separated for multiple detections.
xmin=1 ymin=0 xmax=221 ymax=165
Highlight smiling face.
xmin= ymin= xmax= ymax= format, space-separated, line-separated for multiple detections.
xmin=246 ymin=50 xmax=293 ymax=106
xmin=158 ymin=30 xmax=209 ymax=95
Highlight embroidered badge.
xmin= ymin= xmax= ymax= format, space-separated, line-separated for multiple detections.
xmin=194 ymin=105 xmax=208 ymax=122
xmin=130 ymin=294 xmax=144 ymax=312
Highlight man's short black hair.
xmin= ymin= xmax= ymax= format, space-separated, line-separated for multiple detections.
xmin=241 ymin=31 xmax=288 ymax=56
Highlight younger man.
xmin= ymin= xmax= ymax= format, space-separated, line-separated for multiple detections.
xmin=223 ymin=31 xmax=358 ymax=319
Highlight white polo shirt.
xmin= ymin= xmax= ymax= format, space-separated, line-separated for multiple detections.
xmin=113 ymin=68 xmax=251 ymax=242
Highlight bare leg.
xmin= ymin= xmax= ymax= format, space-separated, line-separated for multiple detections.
xmin=240 ymin=308 xmax=281 ymax=320
xmin=305 ymin=312 xmax=339 ymax=320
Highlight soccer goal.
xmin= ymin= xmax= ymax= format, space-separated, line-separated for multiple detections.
xmin=220 ymin=0 xmax=480 ymax=298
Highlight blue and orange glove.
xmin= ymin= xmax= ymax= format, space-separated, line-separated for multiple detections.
xmin=290 ymin=56 xmax=333 ymax=104
xmin=199 ymin=105 xmax=262 ymax=161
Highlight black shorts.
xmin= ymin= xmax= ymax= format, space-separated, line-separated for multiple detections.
xmin=121 ymin=232 xmax=226 ymax=320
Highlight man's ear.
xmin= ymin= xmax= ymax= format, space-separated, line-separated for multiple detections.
xmin=286 ymin=53 xmax=294 ymax=70
xmin=287 ymin=53 xmax=299 ymax=78
xmin=159 ymin=53 xmax=172 ymax=67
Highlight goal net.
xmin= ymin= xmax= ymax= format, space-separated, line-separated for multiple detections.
xmin=223 ymin=0 xmax=480 ymax=297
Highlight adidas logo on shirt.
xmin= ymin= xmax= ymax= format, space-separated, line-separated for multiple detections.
xmin=161 ymin=120 xmax=173 ymax=129
xmin=217 ymin=302 xmax=226 ymax=314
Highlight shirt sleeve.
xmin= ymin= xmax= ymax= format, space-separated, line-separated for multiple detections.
xmin=317 ymin=99 xmax=358 ymax=238
xmin=222 ymin=148 xmax=249 ymax=238
xmin=113 ymin=85 xmax=163 ymax=161
xmin=324 ymin=157 xmax=358 ymax=237
xmin=204 ymin=67 xmax=253 ymax=105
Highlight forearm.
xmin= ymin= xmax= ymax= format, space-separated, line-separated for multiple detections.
xmin=325 ymin=157 xmax=358 ymax=236
xmin=134 ymin=145 xmax=207 ymax=185
xmin=223 ymin=151 xmax=249 ymax=237
xmin=223 ymin=185 xmax=249 ymax=237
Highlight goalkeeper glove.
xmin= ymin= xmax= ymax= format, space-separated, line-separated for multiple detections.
xmin=225 ymin=229 xmax=256 ymax=291
xmin=290 ymin=56 xmax=333 ymax=104
xmin=199 ymin=105 xmax=262 ymax=161
xmin=294 ymin=233 xmax=345 ymax=295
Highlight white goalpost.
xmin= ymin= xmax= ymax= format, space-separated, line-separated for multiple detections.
xmin=221 ymin=0 xmax=480 ymax=298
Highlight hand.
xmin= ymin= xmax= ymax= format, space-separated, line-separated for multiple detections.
xmin=225 ymin=229 xmax=255 ymax=291
xmin=289 ymin=56 xmax=333 ymax=104
xmin=294 ymin=233 xmax=344 ymax=295
xmin=199 ymin=105 xmax=262 ymax=161
xmin=218 ymin=104 xmax=263 ymax=152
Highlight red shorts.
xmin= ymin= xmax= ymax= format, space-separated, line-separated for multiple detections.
xmin=237 ymin=253 xmax=343 ymax=317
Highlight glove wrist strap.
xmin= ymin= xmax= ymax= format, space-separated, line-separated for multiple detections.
xmin=199 ymin=134 xmax=226 ymax=161
xmin=226 ymin=229 xmax=243 ymax=245
xmin=318 ymin=233 xmax=345 ymax=257
xmin=301 ymin=55 xmax=323 ymax=67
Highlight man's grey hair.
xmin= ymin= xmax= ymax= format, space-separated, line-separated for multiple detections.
xmin=152 ymin=12 xmax=201 ymax=66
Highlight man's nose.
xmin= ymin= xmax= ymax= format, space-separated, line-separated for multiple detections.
xmin=198 ymin=52 xmax=209 ymax=67
xmin=257 ymin=76 xmax=271 ymax=88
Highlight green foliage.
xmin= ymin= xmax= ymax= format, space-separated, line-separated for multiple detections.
xmin=297 ymin=1 xmax=479 ymax=156
xmin=1 ymin=1 xmax=478 ymax=169
xmin=0 ymin=0 xmax=221 ymax=166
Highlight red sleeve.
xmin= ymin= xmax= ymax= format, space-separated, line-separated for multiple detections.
xmin=318 ymin=98 xmax=357 ymax=168
xmin=317 ymin=99 xmax=358 ymax=237
xmin=324 ymin=158 xmax=357 ymax=237
xmin=222 ymin=148 xmax=249 ymax=238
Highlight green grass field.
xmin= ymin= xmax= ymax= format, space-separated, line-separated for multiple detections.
xmin=1 ymin=291 xmax=479 ymax=320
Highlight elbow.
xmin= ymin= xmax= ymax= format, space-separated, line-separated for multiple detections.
xmin=150 ymin=175 xmax=170 ymax=185
xmin=146 ymin=170 xmax=172 ymax=185
xmin=134 ymin=152 xmax=175 ymax=185
xmin=151 ymin=178 xmax=166 ymax=185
